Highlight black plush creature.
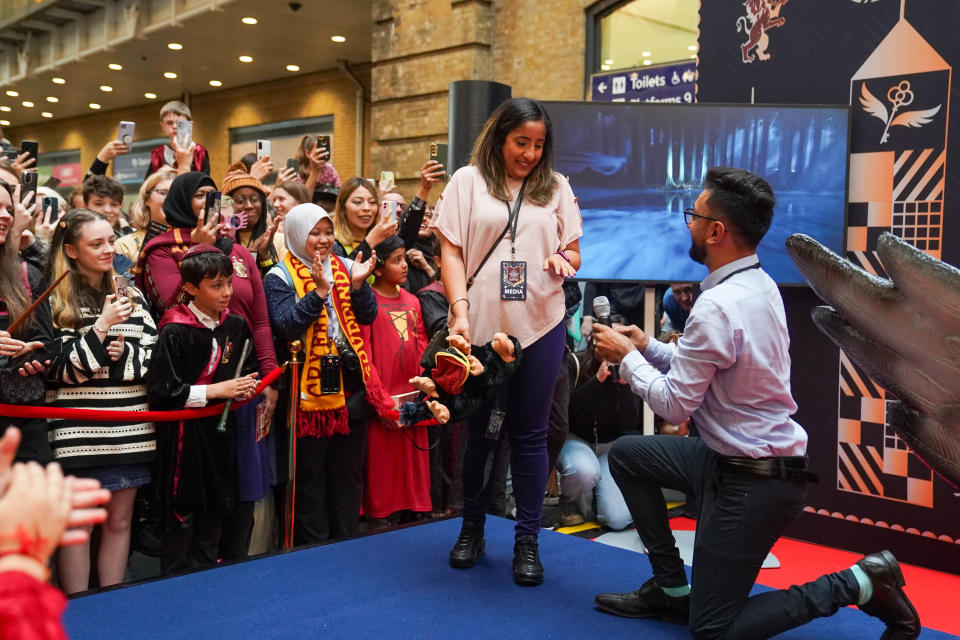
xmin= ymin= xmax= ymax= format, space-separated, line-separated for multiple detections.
xmin=399 ymin=333 xmax=522 ymax=427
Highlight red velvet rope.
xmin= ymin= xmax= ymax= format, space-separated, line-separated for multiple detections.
xmin=0 ymin=366 xmax=285 ymax=422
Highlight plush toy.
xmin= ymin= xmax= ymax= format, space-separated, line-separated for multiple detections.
xmin=400 ymin=333 xmax=522 ymax=427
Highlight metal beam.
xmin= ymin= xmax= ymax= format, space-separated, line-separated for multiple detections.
xmin=0 ymin=31 xmax=28 ymax=42
xmin=20 ymin=20 xmax=57 ymax=32
xmin=45 ymin=8 xmax=84 ymax=21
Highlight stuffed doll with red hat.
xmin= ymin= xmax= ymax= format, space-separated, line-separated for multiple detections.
xmin=399 ymin=333 xmax=522 ymax=427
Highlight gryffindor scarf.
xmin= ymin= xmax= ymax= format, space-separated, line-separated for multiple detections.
xmin=282 ymin=251 xmax=395 ymax=437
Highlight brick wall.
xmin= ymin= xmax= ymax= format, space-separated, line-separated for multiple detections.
xmin=369 ymin=0 xmax=591 ymax=197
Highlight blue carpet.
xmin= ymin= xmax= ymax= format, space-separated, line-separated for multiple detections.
xmin=64 ymin=516 xmax=956 ymax=639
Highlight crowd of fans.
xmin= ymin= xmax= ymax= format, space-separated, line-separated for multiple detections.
xmin=0 ymin=99 xmax=694 ymax=597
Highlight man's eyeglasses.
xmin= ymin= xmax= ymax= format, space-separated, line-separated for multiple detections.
xmin=683 ymin=208 xmax=720 ymax=226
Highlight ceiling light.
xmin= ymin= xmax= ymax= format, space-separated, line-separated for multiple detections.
xmin=241 ymin=17 xmax=257 ymax=25
xmin=89 ymin=103 xmax=101 ymax=110
xmin=286 ymin=64 xmax=300 ymax=72
xmin=641 ymin=51 xmax=651 ymax=57
xmin=604 ymin=59 xmax=614 ymax=65
xmin=5 ymin=90 xmax=17 ymax=97
xmin=168 ymin=42 xmax=183 ymax=50
xmin=46 ymin=96 xmax=58 ymax=103
xmin=600 ymin=64 xmax=610 ymax=71
xmin=238 ymin=55 xmax=253 ymax=63
xmin=0 ymin=120 xmax=9 ymax=127
xmin=688 ymin=45 xmax=698 ymax=51
xmin=21 ymin=101 xmax=34 ymax=107
xmin=41 ymin=112 xmax=53 ymax=118
xmin=209 ymin=80 xmax=222 ymax=87
xmin=642 ymin=60 xmax=652 ymax=66
xmin=163 ymin=72 xmax=177 ymax=79
xmin=331 ymin=35 xmax=346 ymax=43
xmin=144 ymin=92 xmax=157 ymax=99
xmin=52 ymin=77 xmax=65 ymax=85
xmin=0 ymin=106 xmax=9 ymax=112
xmin=108 ymin=63 xmax=123 ymax=70
xmin=99 ymin=85 xmax=113 ymax=92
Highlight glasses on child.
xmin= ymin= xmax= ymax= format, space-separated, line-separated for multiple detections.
xmin=233 ymin=194 xmax=261 ymax=207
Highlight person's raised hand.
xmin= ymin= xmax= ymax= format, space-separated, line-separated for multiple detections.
xmin=307 ymin=146 xmax=329 ymax=172
xmin=34 ymin=201 xmax=57 ymax=242
xmin=311 ymin=250 xmax=332 ymax=298
xmin=11 ymin=152 xmax=35 ymax=178
xmin=191 ymin=207 xmax=221 ymax=245
xmin=543 ymin=252 xmax=576 ymax=279
xmin=98 ymin=294 xmax=132 ymax=330
xmin=250 ymin=156 xmax=273 ymax=182
xmin=0 ymin=462 xmax=72 ymax=566
xmin=249 ymin=215 xmax=281 ymax=262
xmin=416 ymin=160 xmax=445 ymax=200
xmin=350 ymin=250 xmax=377 ymax=289
xmin=96 ymin=140 xmax=130 ymax=164
xmin=11 ymin=184 xmax=35 ymax=240
xmin=365 ymin=217 xmax=396 ymax=249
xmin=592 ymin=323 xmax=636 ymax=364
xmin=405 ymin=248 xmax=430 ymax=271
xmin=171 ymin=138 xmax=196 ymax=174
xmin=276 ymin=166 xmax=297 ymax=184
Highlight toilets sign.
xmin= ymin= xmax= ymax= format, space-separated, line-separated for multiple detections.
xmin=590 ymin=61 xmax=697 ymax=103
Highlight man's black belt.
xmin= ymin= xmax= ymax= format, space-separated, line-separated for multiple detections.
xmin=718 ymin=455 xmax=819 ymax=483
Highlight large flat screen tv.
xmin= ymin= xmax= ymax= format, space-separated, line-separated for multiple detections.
xmin=545 ymin=101 xmax=850 ymax=284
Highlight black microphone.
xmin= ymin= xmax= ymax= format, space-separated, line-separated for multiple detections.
xmin=593 ymin=295 xmax=612 ymax=327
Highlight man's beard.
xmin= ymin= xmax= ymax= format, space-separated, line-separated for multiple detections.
xmin=688 ymin=237 xmax=707 ymax=264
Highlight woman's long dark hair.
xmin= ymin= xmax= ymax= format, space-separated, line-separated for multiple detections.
xmin=471 ymin=97 xmax=557 ymax=206
xmin=0 ymin=182 xmax=32 ymax=336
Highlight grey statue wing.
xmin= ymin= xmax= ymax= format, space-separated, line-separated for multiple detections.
xmin=786 ymin=232 xmax=960 ymax=486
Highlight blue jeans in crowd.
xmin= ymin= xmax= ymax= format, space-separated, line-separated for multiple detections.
xmin=557 ymin=436 xmax=632 ymax=530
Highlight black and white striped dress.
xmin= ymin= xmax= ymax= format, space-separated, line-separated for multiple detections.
xmin=47 ymin=289 xmax=158 ymax=473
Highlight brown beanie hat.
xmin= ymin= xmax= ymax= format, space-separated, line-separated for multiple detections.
xmin=222 ymin=160 xmax=265 ymax=197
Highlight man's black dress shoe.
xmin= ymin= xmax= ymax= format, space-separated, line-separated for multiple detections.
xmin=512 ymin=536 xmax=544 ymax=585
xmin=449 ymin=520 xmax=485 ymax=568
xmin=855 ymin=550 xmax=920 ymax=640
xmin=594 ymin=577 xmax=690 ymax=624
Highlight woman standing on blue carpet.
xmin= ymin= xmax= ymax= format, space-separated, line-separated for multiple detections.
xmin=432 ymin=97 xmax=582 ymax=585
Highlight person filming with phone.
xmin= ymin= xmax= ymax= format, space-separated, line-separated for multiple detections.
xmin=145 ymin=101 xmax=211 ymax=179
xmin=590 ymin=167 xmax=919 ymax=639
xmin=431 ymin=97 xmax=582 ymax=586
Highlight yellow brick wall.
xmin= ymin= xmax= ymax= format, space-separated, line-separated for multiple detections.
xmin=5 ymin=65 xmax=372 ymax=188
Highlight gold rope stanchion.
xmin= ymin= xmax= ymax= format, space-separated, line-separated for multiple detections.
xmin=283 ymin=340 xmax=303 ymax=550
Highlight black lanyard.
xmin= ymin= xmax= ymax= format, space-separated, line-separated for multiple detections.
xmin=504 ymin=178 xmax=528 ymax=259
xmin=716 ymin=261 xmax=761 ymax=285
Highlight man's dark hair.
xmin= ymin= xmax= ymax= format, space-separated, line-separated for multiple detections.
xmin=180 ymin=251 xmax=233 ymax=286
xmin=82 ymin=174 xmax=124 ymax=204
xmin=703 ymin=167 xmax=775 ymax=247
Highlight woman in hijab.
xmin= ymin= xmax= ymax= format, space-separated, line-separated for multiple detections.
xmin=264 ymin=203 xmax=391 ymax=544
xmin=135 ymin=171 xmax=279 ymax=561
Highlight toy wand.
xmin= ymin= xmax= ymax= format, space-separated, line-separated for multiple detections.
xmin=216 ymin=338 xmax=252 ymax=433
xmin=6 ymin=271 xmax=69 ymax=335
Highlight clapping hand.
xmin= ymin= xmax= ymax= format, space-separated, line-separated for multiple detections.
xmin=350 ymin=250 xmax=377 ymax=289
xmin=249 ymin=215 xmax=281 ymax=262
xmin=311 ymin=250 xmax=333 ymax=298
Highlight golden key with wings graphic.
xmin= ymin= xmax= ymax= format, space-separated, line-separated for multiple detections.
xmin=859 ymin=80 xmax=942 ymax=144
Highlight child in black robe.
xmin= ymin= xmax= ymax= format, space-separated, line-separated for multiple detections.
xmin=146 ymin=245 xmax=260 ymax=575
